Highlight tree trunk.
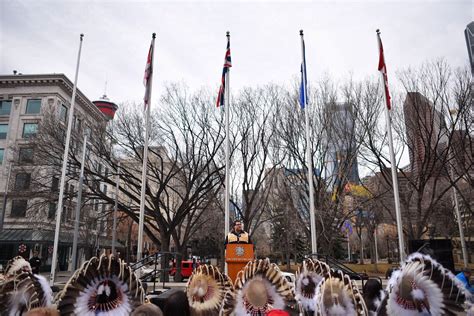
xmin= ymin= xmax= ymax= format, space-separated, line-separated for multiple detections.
xmin=174 ymin=247 xmax=187 ymax=282
xmin=160 ymin=232 xmax=171 ymax=282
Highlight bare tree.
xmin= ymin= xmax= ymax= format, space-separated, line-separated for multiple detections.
xmin=31 ymin=84 xmax=225 ymax=270
xmin=354 ymin=61 xmax=473 ymax=245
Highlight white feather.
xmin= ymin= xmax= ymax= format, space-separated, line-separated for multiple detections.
xmin=34 ymin=274 xmax=53 ymax=306
xmin=411 ymin=288 xmax=425 ymax=300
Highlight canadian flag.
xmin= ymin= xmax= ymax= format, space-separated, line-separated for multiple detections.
xmin=377 ymin=31 xmax=391 ymax=110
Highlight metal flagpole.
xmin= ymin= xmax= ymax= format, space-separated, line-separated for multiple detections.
xmin=112 ymin=161 xmax=120 ymax=255
xmin=224 ymin=31 xmax=231 ymax=274
xmin=449 ymin=111 xmax=468 ymax=268
xmin=50 ymin=34 xmax=84 ymax=286
xmin=137 ymin=33 xmax=155 ymax=263
xmin=377 ymin=29 xmax=405 ymax=262
xmin=71 ymin=131 xmax=88 ymax=271
xmin=374 ymin=226 xmax=379 ymax=263
xmin=300 ymin=30 xmax=318 ymax=255
xmin=347 ymin=232 xmax=351 ymax=261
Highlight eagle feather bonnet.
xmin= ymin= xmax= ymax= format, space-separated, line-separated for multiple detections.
xmin=57 ymin=254 xmax=145 ymax=316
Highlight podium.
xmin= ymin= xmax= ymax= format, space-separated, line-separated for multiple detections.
xmin=225 ymin=243 xmax=254 ymax=282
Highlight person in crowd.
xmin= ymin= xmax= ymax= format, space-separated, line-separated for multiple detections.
xmin=224 ymin=219 xmax=252 ymax=245
xmin=362 ymin=278 xmax=383 ymax=313
xmin=29 ymin=251 xmax=42 ymax=274
xmin=268 ymin=310 xmax=290 ymax=316
xmin=163 ymin=291 xmax=190 ymax=316
xmin=25 ymin=307 xmax=59 ymax=316
xmin=456 ymin=267 xmax=474 ymax=294
xmin=132 ymin=303 xmax=164 ymax=316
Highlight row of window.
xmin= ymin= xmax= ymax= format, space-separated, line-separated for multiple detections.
xmin=0 ymin=99 xmax=69 ymax=119
xmin=0 ymin=147 xmax=35 ymax=165
xmin=0 ymin=122 xmax=38 ymax=140
xmin=9 ymin=199 xmax=73 ymax=221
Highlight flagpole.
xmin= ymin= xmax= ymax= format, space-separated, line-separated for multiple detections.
xmin=50 ymin=33 xmax=84 ymax=286
xmin=224 ymin=31 xmax=231 ymax=274
xmin=376 ymin=29 xmax=405 ymax=262
xmin=374 ymin=226 xmax=379 ymax=263
xmin=111 ymin=161 xmax=120 ymax=255
xmin=71 ymin=130 xmax=88 ymax=271
xmin=137 ymin=33 xmax=155 ymax=263
xmin=300 ymin=30 xmax=318 ymax=255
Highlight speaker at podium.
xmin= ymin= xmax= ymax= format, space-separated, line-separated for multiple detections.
xmin=225 ymin=243 xmax=254 ymax=282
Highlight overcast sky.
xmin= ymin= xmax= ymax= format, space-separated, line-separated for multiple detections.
xmin=0 ymin=0 xmax=472 ymax=105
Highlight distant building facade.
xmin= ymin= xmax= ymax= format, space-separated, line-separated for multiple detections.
xmin=403 ymin=92 xmax=449 ymax=175
xmin=465 ymin=22 xmax=474 ymax=76
xmin=0 ymin=73 xmax=112 ymax=270
xmin=324 ymin=102 xmax=360 ymax=189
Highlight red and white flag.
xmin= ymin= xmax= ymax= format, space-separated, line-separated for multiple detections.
xmin=143 ymin=35 xmax=155 ymax=108
xmin=377 ymin=31 xmax=391 ymax=110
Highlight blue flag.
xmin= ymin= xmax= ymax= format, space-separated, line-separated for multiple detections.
xmin=299 ymin=39 xmax=308 ymax=109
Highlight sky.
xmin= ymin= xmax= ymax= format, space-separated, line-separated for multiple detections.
xmin=0 ymin=0 xmax=472 ymax=106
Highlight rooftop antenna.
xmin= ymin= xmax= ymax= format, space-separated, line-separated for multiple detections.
xmin=101 ymin=74 xmax=109 ymax=100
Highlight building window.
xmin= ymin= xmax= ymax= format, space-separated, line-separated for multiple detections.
xmin=48 ymin=202 xmax=56 ymax=219
xmin=11 ymin=200 xmax=27 ymax=217
xmin=19 ymin=148 xmax=34 ymax=163
xmin=60 ymin=104 xmax=68 ymax=122
xmin=76 ymin=118 xmax=82 ymax=131
xmin=22 ymin=123 xmax=38 ymax=138
xmin=26 ymin=99 xmax=41 ymax=114
xmin=51 ymin=177 xmax=59 ymax=192
xmin=14 ymin=173 xmax=31 ymax=190
xmin=0 ymin=148 xmax=4 ymax=165
xmin=0 ymin=124 xmax=8 ymax=139
xmin=0 ymin=100 xmax=12 ymax=115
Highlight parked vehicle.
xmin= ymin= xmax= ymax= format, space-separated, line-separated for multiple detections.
xmin=281 ymin=272 xmax=296 ymax=290
xmin=169 ymin=260 xmax=198 ymax=279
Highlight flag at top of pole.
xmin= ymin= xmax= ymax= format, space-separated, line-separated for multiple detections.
xmin=299 ymin=31 xmax=308 ymax=109
xmin=299 ymin=30 xmax=317 ymax=255
xmin=143 ymin=33 xmax=156 ymax=108
xmin=377 ymin=29 xmax=391 ymax=110
xmin=216 ymin=34 xmax=232 ymax=107
xmin=137 ymin=33 xmax=156 ymax=264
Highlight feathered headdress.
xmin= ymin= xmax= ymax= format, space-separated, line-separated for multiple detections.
xmin=224 ymin=258 xmax=294 ymax=316
xmin=0 ymin=271 xmax=54 ymax=315
xmin=186 ymin=264 xmax=233 ymax=315
xmin=295 ymin=258 xmax=330 ymax=313
xmin=315 ymin=270 xmax=368 ymax=316
xmin=4 ymin=256 xmax=32 ymax=280
xmin=379 ymin=253 xmax=469 ymax=316
xmin=57 ymin=254 xmax=145 ymax=316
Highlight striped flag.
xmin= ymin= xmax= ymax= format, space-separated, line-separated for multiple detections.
xmin=216 ymin=37 xmax=232 ymax=107
xmin=299 ymin=38 xmax=308 ymax=109
xmin=377 ymin=31 xmax=391 ymax=110
xmin=143 ymin=36 xmax=155 ymax=108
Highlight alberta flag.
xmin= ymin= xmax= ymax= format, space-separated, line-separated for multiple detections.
xmin=216 ymin=37 xmax=232 ymax=107
xmin=299 ymin=38 xmax=308 ymax=109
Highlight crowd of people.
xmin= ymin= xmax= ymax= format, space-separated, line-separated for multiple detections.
xmin=0 ymin=251 xmax=473 ymax=315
